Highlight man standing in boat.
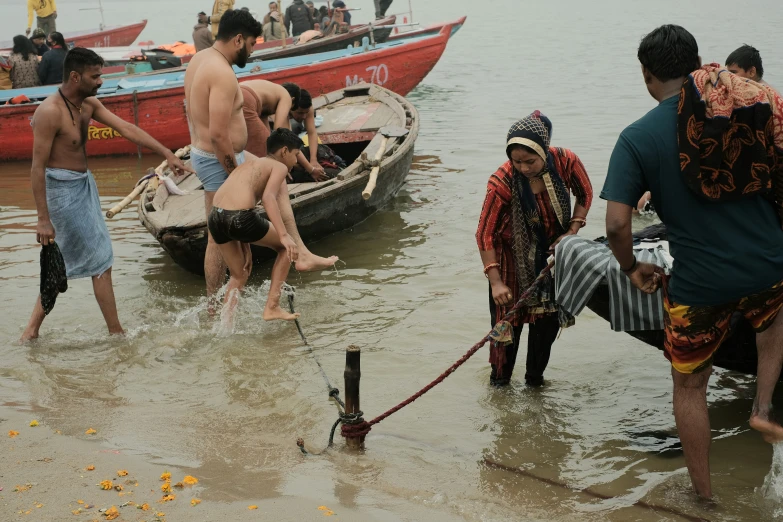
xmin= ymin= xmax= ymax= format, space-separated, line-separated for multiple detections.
xmin=602 ymin=24 xmax=783 ymax=499
xmin=20 ymin=48 xmax=191 ymax=342
xmin=185 ymin=10 xmax=337 ymax=311
xmin=25 ymin=0 xmax=57 ymax=38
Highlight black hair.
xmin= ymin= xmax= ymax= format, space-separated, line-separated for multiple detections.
xmin=637 ymin=24 xmax=700 ymax=82
xmin=12 ymin=35 xmax=35 ymax=61
xmin=63 ymin=47 xmax=105 ymax=82
xmin=216 ymin=9 xmax=262 ymax=41
xmin=282 ymin=82 xmax=302 ymax=109
xmin=297 ymin=89 xmax=312 ymax=110
xmin=267 ymin=128 xmax=304 ymax=154
xmin=48 ymin=32 xmax=66 ymax=49
xmin=319 ymin=5 xmax=329 ymax=16
xmin=726 ymin=44 xmax=763 ymax=79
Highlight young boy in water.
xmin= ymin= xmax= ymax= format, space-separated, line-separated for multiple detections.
xmin=207 ymin=128 xmax=305 ymax=323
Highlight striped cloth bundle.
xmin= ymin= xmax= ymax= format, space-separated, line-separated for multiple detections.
xmin=554 ymin=235 xmax=672 ymax=332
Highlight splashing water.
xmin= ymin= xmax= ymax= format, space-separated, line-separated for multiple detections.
xmin=759 ymin=443 xmax=783 ymax=516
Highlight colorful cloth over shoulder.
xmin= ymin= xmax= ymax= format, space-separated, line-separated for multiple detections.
xmin=678 ymin=63 xmax=783 ymax=219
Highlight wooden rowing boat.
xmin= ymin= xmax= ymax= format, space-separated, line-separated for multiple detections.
xmin=585 ymin=224 xmax=760 ymax=376
xmin=137 ymin=84 xmax=419 ymax=275
xmin=0 ymin=21 xmax=458 ymax=161
xmin=0 ymin=21 xmax=148 ymax=51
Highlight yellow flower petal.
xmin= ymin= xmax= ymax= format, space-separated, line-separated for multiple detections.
xmin=138 ymin=503 xmax=150 ymax=511
xmin=160 ymin=494 xmax=176 ymax=502
xmin=99 ymin=480 xmax=114 ymax=490
xmin=160 ymin=472 xmax=171 ymax=481
xmin=85 ymin=428 xmax=97 ymax=435
xmin=8 ymin=430 xmax=19 ymax=438
xmin=190 ymin=498 xmax=201 ymax=506
xmin=29 ymin=420 xmax=38 ymax=427
xmin=35 ymin=503 xmax=43 ymax=508
xmin=161 ymin=482 xmax=172 ymax=493
xmin=182 ymin=475 xmax=198 ymax=486
xmin=116 ymin=470 xmax=128 ymax=477
xmin=76 ymin=500 xmax=84 ymax=505
xmin=104 ymin=506 xmax=119 ymax=520
xmin=85 ymin=465 xmax=95 ymax=471
xmin=248 ymin=505 xmax=258 ymax=510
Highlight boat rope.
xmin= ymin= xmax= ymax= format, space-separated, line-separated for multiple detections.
xmin=295 ymin=262 xmax=555 ymax=454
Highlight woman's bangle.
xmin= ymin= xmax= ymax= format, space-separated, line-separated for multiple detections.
xmin=621 ymin=256 xmax=637 ymax=273
xmin=483 ymin=262 xmax=501 ymax=278
xmin=569 ymin=217 xmax=586 ymax=228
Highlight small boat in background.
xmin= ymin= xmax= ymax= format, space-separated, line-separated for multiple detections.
xmin=0 ymin=20 xmax=148 ymax=51
xmin=138 ymin=84 xmax=419 ymax=275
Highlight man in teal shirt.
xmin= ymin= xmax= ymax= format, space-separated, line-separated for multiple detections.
xmin=601 ymin=24 xmax=783 ymax=499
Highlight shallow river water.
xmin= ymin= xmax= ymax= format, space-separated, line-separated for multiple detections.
xmin=2 ymin=0 xmax=783 ymax=520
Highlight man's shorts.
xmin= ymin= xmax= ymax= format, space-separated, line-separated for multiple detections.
xmin=663 ymin=278 xmax=783 ymax=373
xmin=207 ymin=207 xmax=271 ymax=245
xmin=191 ymin=146 xmax=246 ymax=192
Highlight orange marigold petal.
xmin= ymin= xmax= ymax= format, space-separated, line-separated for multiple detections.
xmin=191 ymin=498 xmax=202 ymax=506
xmin=86 ymin=465 xmax=95 ymax=471
xmin=116 ymin=470 xmax=128 ymax=477
xmin=8 ymin=430 xmax=19 ymax=438
xmin=160 ymin=472 xmax=171 ymax=481
xmin=249 ymin=505 xmax=258 ymax=510
xmin=85 ymin=428 xmax=97 ymax=435
xmin=182 ymin=475 xmax=198 ymax=486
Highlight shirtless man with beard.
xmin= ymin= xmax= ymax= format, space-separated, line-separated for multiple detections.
xmin=184 ymin=9 xmax=337 ymax=310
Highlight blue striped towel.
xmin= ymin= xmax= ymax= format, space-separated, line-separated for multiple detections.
xmin=554 ymin=235 xmax=672 ymax=332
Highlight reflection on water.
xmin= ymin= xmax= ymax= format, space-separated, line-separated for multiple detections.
xmin=3 ymin=0 xmax=783 ymax=519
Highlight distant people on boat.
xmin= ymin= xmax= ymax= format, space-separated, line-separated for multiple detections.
xmin=239 ymin=80 xmax=326 ymax=181
xmin=318 ymin=6 xmax=331 ymax=28
xmin=199 ymin=0 xmax=236 ymax=40
xmin=725 ymin=44 xmax=772 ymax=87
xmin=306 ymin=1 xmax=317 ymax=22
xmin=0 ymin=56 xmax=12 ymax=90
xmin=263 ymin=2 xmax=285 ymax=26
xmin=207 ymin=129 xmax=337 ymax=326
xmin=25 ymin=0 xmax=57 ymax=38
xmin=184 ymin=11 xmax=336 ymax=310
xmin=476 ymin=111 xmax=593 ymax=387
xmin=262 ymin=4 xmax=285 ymax=42
xmin=29 ymin=28 xmax=50 ymax=56
xmin=325 ymin=1 xmax=350 ymax=34
xmin=286 ymin=0 xmax=314 ymax=37
xmin=193 ymin=11 xmax=215 ymax=52
xmin=601 ymin=24 xmax=783 ymax=500
xmin=9 ymin=35 xmax=40 ymax=89
xmin=19 ymin=47 xmax=191 ymax=342
xmin=38 ymin=31 xmax=66 ymax=85
xmin=374 ymin=0 xmax=393 ymax=19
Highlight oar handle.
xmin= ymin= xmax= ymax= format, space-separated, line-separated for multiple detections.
xmin=361 ymin=136 xmax=389 ymax=200
xmin=106 ymin=145 xmax=190 ymax=219
xmin=106 ymin=179 xmax=149 ymax=219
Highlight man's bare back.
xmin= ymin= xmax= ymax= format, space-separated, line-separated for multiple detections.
xmin=239 ymin=80 xmax=291 ymax=119
xmin=213 ymin=157 xmax=287 ymax=210
xmin=184 ymin=49 xmax=247 ymax=154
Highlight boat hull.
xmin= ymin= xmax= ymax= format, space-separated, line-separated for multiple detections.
xmin=0 ymin=25 xmax=453 ymax=161
xmin=0 ymin=21 xmax=147 ymax=50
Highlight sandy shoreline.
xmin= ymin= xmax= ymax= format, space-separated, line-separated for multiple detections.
xmin=0 ymin=405 xmax=455 ymax=522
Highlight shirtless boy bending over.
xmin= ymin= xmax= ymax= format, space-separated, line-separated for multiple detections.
xmin=207 ymin=129 xmax=309 ymax=323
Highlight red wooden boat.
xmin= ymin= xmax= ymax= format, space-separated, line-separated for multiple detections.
xmin=0 ymin=20 xmax=148 ymax=51
xmin=0 ymin=22 xmax=460 ymax=161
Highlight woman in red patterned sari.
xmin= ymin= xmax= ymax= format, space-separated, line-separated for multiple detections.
xmin=476 ymin=111 xmax=593 ymax=386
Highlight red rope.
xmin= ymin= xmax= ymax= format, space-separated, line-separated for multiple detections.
xmin=341 ymin=263 xmax=554 ymax=440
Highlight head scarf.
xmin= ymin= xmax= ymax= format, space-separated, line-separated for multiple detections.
xmin=506 ymin=111 xmax=572 ymax=312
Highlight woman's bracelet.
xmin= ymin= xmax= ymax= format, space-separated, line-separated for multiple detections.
xmin=569 ymin=217 xmax=586 ymax=228
xmin=483 ymin=262 xmax=501 ymax=278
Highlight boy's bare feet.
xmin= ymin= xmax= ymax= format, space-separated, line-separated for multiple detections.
xmin=750 ymin=415 xmax=783 ymax=443
xmin=263 ymin=306 xmax=301 ymax=322
xmin=19 ymin=330 xmax=39 ymax=343
xmin=294 ymin=252 xmax=339 ymax=272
